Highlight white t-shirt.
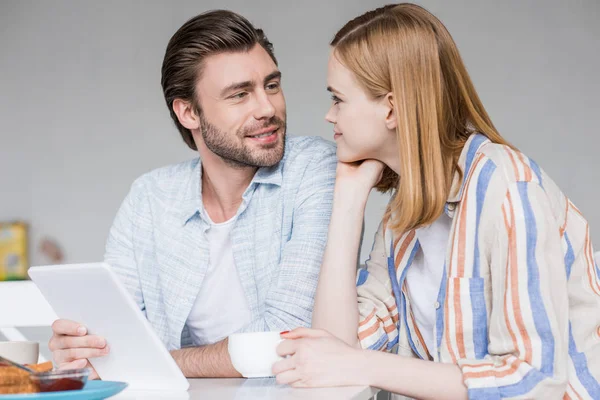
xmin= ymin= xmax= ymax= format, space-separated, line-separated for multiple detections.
xmin=185 ymin=212 xmax=251 ymax=346
xmin=405 ymin=213 xmax=452 ymax=355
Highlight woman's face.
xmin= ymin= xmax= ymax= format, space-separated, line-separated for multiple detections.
xmin=325 ymin=51 xmax=397 ymax=165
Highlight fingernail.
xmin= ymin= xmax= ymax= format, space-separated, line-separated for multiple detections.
xmin=77 ymin=326 xmax=87 ymax=335
xmin=103 ymin=345 xmax=110 ymax=354
xmin=98 ymin=338 xmax=106 ymax=348
xmin=280 ymin=331 xmax=290 ymax=335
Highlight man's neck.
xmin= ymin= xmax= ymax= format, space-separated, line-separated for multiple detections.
xmin=201 ymin=156 xmax=257 ymax=224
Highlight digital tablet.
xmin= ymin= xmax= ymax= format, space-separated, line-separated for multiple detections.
xmin=28 ymin=262 xmax=189 ymax=391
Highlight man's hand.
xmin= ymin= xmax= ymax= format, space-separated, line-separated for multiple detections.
xmin=48 ymin=319 xmax=107 ymax=379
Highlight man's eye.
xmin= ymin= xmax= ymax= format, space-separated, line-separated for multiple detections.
xmin=266 ymin=83 xmax=280 ymax=91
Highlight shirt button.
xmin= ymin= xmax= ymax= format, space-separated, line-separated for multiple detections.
xmin=434 ymin=301 xmax=441 ymax=309
xmin=447 ymin=203 xmax=456 ymax=211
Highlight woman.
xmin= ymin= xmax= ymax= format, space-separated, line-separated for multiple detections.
xmin=273 ymin=3 xmax=600 ymax=399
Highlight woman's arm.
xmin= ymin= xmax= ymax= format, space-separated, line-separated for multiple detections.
xmin=311 ymin=160 xmax=384 ymax=346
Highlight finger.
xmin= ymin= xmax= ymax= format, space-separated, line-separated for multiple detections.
xmin=272 ymin=355 xmax=296 ymax=375
xmin=281 ymin=328 xmax=329 ymax=340
xmin=276 ymin=339 xmax=299 ymax=357
xmin=51 ymin=334 xmax=106 ymax=351
xmin=58 ymin=360 xmax=100 ymax=380
xmin=54 ymin=345 xmax=110 ymax=364
xmin=291 ymin=380 xmax=311 ymax=388
xmin=51 ymin=319 xmax=87 ymax=336
xmin=58 ymin=359 xmax=88 ymax=370
xmin=275 ymin=370 xmax=301 ymax=386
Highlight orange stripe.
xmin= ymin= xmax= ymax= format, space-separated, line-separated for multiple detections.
xmin=384 ymin=324 xmax=397 ymax=334
xmin=359 ymin=309 xmax=377 ymax=327
xmin=452 ymin=154 xmax=485 ymax=360
xmin=568 ymin=383 xmax=583 ymax=400
xmin=409 ymin=309 xmax=432 ymax=360
xmin=516 ymin=151 xmax=533 ymax=181
xmin=502 ymin=205 xmax=521 ymax=362
xmin=507 ymin=192 xmax=533 ymax=363
xmin=358 ymin=319 xmax=383 ymax=340
xmin=463 ymin=358 xmax=522 ymax=380
xmin=460 ymin=358 xmax=505 ymax=369
xmin=444 ymin=282 xmax=458 ymax=363
xmin=505 ymin=148 xmax=521 ymax=180
xmin=567 ymin=200 xmax=600 ymax=294
xmin=453 ymin=277 xmax=466 ymax=359
xmin=559 ymin=200 xmax=569 ymax=237
xmin=583 ymin=227 xmax=600 ymax=296
xmin=570 ymin=201 xmax=583 ymax=217
xmin=395 ymin=230 xmax=416 ymax=270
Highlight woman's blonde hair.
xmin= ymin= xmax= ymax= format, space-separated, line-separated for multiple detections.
xmin=331 ymin=3 xmax=510 ymax=235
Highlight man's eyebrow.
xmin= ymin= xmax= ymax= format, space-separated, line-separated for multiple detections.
xmin=220 ymin=71 xmax=282 ymax=98
xmin=220 ymin=80 xmax=255 ymax=98
xmin=264 ymin=71 xmax=282 ymax=84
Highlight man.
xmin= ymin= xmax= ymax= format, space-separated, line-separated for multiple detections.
xmin=48 ymin=10 xmax=336 ymax=378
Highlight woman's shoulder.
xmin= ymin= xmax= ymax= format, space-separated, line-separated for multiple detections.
xmin=476 ymin=141 xmax=545 ymax=188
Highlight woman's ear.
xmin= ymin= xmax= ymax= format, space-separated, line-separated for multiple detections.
xmin=173 ymin=98 xmax=200 ymax=130
xmin=384 ymin=93 xmax=397 ymax=130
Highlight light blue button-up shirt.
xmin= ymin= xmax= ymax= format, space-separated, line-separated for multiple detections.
xmin=104 ymin=136 xmax=337 ymax=350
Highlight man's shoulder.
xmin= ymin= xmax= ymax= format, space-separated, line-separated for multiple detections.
xmin=282 ymin=136 xmax=337 ymax=169
xmin=129 ymin=158 xmax=199 ymax=199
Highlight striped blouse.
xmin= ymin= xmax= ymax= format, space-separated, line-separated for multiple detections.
xmin=356 ymin=134 xmax=600 ymax=399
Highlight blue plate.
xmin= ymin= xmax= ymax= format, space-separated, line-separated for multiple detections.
xmin=0 ymin=381 xmax=128 ymax=399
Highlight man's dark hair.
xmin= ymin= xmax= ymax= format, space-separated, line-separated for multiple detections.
xmin=161 ymin=10 xmax=277 ymax=150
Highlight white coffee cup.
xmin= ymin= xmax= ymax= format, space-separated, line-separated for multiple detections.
xmin=228 ymin=332 xmax=283 ymax=378
xmin=0 ymin=341 xmax=39 ymax=365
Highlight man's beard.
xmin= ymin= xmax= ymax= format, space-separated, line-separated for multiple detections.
xmin=200 ymin=113 xmax=286 ymax=169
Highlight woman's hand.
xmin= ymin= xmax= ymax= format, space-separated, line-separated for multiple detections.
xmin=273 ymin=328 xmax=366 ymax=388
xmin=335 ymin=159 xmax=385 ymax=192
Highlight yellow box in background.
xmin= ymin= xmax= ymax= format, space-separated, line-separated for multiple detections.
xmin=0 ymin=222 xmax=29 ymax=281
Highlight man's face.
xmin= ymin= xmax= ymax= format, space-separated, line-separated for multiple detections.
xmin=193 ymin=44 xmax=287 ymax=168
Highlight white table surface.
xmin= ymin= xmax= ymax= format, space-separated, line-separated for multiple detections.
xmin=112 ymin=378 xmax=379 ymax=400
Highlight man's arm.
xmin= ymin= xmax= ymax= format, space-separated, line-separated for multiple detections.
xmin=237 ymin=144 xmax=338 ymax=332
xmin=170 ymin=144 xmax=337 ymax=378
xmin=170 ymin=339 xmax=240 ymax=378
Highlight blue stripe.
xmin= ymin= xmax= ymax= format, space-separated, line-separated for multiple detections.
xmin=529 ymin=158 xmax=544 ymax=188
xmin=469 ymin=278 xmax=488 ymax=359
xmin=356 ymin=268 xmax=369 ymax=286
xmin=470 ymin=160 xmax=495 ymax=359
xmin=367 ymin=332 xmax=389 ymax=351
xmin=388 ymin=240 xmax=403 ymax=334
xmin=386 ymin=237 xmax=407 ymax=356
xmin=435 ymin=263 xmax=447 ymax=360
xmin=386 ymin=334 xmax=399 ymax=351
xmin=469 ymin=369 xmax=546 ymax=399
xmin=564 ymin=232 xmax=575 ymax=279
xmin=398 ymin=241 xmax=423 ymax=359
xmin=568 ymin=322 xmax=600 ymax=397
xmin=473 ymin=160 xmax=496 ymax=278
xmin=517 ymin=182 xmax=555 ymax=375
xmin=401 ymin=291 xmax=422 ymax=358
xmin=460 ymin=134 xmax=488 ymax=198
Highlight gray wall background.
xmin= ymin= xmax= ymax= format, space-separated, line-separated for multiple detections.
xmin=1 ymin=0 xmax=599 ymax=267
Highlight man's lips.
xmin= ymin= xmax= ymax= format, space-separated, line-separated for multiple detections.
xmin=245 ymin=125 xmax=279 ymax=137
